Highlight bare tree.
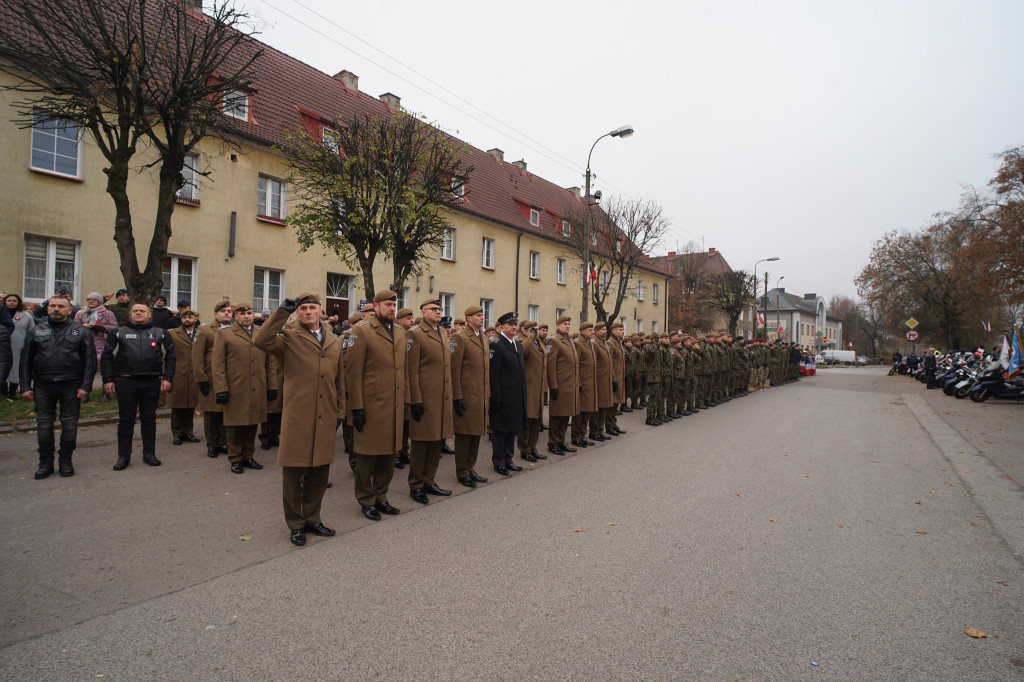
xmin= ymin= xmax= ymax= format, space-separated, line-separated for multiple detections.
xmin=701 ymin=270 xmax=755 ymax=337
xmin=563 ymin=196 xmax=669 ymax=322
xmin=0 ymin=0 xmax=262 ymax=304
xmin=668 ymin=241 xmax=718 ymax=332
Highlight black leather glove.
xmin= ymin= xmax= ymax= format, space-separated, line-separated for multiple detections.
xmin=267 ymin=390 xmax=277 ymax=401
xmin=453 ymin=399 xmax=465 ymax=416
xmin=352 ymin=409 xmax=366 ymax=432
xmin=215 ymin=392 xmax=229 ymax=405
xmin=280 ymin=298 xmax=298 ymax=313
xmin=198 ymin=381 xmax=211 ymax=396
xmin=612 ymin=381 xmax=619 ymax=392
xmin=410 ymin=403 xmax=424 ymax=421
xmin=336 ymin=418 xmax=343 ymax=430
xmin=549 ymin=388 xmax=559 ymax=401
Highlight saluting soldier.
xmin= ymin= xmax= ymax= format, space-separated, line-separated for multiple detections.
xmin=669 ymin=334 xmax=687 ymax=417
xmin=572 ymin=322 xmax=598 ymax=448
xmin=393 ymin=307 xmax=415 ymax=470
xmin=406 ymin=298 xmax=455 ymax=505
xmin=212 ymin=303 xmax=278 ymax=474
xmin=608 ymin=323 xmax=627 ymax=425
xmin=451 ymin=305 xmax=489 ymax=488
xmin=166 ymin=309 xmax=201 ymax=445
xmin=644 ymin=335 xmax=663 ymax=426
xmin=516 ymin=320 xmax=548 ymax=462
xmin=346 ymin=290 xmax=408 ymax=521
xmin=255 ymin=294 xmax=345 ymax=547
xmin=545 ymin=316 xmax=579 ymax=456
xmin=488 ymin=312 xmax=527 ymax=476
xmin=591 ymin=322 xmax=614 ymax=440
xmin=193 ymin=301 xmax=233 ymax=457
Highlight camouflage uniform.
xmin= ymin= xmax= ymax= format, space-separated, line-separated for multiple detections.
xmin=644 ymin=338 xmax=662 ymax=422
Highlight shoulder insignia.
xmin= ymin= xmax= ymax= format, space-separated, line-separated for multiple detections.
xmin=70 ymin=329 xmax=80 ymax=336
xmin=545 ymin=344 xmax=553 ymax=354
xmin=450 ymin=341 xmax=457 ymax=354
xmin=407 ymin=338 xmax=413 ymax=351
xmin=489 ymin=349 xmax=495 ymax=359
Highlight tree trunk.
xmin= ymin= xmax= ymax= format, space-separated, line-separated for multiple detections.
xmin=358 ymin=254 xmax=377 ymax=302
xmin=130 ymin=159 xmax=181 ymax=307
xmin=106 ymin=160 xmax=141 ymax=303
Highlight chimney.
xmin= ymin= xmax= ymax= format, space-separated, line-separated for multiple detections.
xmin=183 ymin=0 xmax=204 ymax=12
xmin=566 ymin=186 xmax=581 ymax=197
xmin=667 ymin=251 xmax=676 ymax=259
xmin=803 ymin=293 xmax=816 ymax=300
xmin=333 ymin=70 xmax=358 ymax=91
xmin=487 ymin=148 xmax=504 ymax=163
xmin=379 ymin=92 xmax=401 ymax=109
xmin=512 ymin=159 xmax=527 ymax=172
xmin=708 ymin=247 xmax=717 ymax=255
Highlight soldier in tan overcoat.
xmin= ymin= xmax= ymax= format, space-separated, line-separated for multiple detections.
xmin=606 ymin=322 xmax=627 ymax=435
xmin=590 ymin=322 xmax=614 ymax=441
xmin=571 ymin=322 xmax=598 ymax=447
xmin=451 ymin=305 xmax=489 ymax=488
xmin=166 ymin=309 xmax=201 ymax=445
xmin=345 ymin=289 xmax=409 ymax=521
xmin=516 ymin=320 xmax=547 ymax=462
xmin=405 ymin=297 xmax=454 ymax=505
xmin=254 ymin=294 xmax=345 ymax=547
xmin=545 ymin=315 xmax=579 ymax=455
xmin=193 ymin=300 xmax=233 ymax=457
xmin=212 ymin=304 xmax=277 ymax=474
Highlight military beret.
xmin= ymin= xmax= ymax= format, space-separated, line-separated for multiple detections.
xmin=373 ymin=289 xmax=397 ymax=303
xmin=414 ymin=316 xmax=423 ymax=325
xmin=396 ymin=308 xmax=413 ymax=320
xmin=610 ymin=322 xmax=623 ymax=329
xmin=594 ymin=321 xmax=607 ymax=330
xmin=485 ymin=326 xmax=495 ymax=334
xmin=420 ymin=297 xmax=441 ymax=310
xmin=579 ymin=321 xmax=594 ymax=331
xmin=538 ymin=323 xmax=548 ymax=330
xmin=348 ymin=313 xmax=362 ymax=324
xmin=115 ymin=288 xmax=128 ymax=296
xmin=497 ymin=311 xmax=518 ymax=325
xmin=295 ymin=292 xmax=321 ymax=306
xmin=213 ymin=300 xmax=232 ymax=313
xmin=360 ymin=303 xmax=374 ymax=313
xmin=464 ymin=305 xmax=483 ymax=317
xmin=233 ymin=303 xmax=253 ymax=313
xmin=556 ymin=315 xmax=571 ymax=325
xmin=454 ymin=318 xmax=465 ymax=325
xmin=659 ymin=332 xmax=670 ymax=339
xmin=180 ymin=309 xmax=197 ymax=317
xmin=571 ymin=332 xmax=579 ymax=339
xmin=521 ymin=320 xmax=536 ymax=330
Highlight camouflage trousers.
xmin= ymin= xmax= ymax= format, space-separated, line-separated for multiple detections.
xmin=646 ymin=382 xmax=661 ymax=419
xmin=660 ymin=379 xmax=672 ymax=416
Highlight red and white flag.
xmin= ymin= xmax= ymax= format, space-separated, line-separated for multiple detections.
xmin=756 ymin=313 xmax=765 ymax=325
xmin=982 ymin=321 xmax=992 ymax=333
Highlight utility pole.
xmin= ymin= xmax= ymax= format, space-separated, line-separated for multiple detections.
xmin=763 ymin=271 xmax=769 ymax=339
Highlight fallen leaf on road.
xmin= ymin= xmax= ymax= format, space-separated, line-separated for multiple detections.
xmin=915 ymin=500 xmax=922 ymax=505
xmin=997 ymin=581 xmax=1008 ymax=586
xmin=916 ymin=530 xmax=927 ymax=534
xmin=970 ymin=522 xmax=980 ymax=527
xmin=768 ymin=518 xmax=777 ymax=523
xmin=964 ymin=628 xmax=986 ymax=638
xmin=838 ymin=524 xmax=845 ymax=528
xmin=239 ymin=535 xmax=252 ymax=541
xmin=805 ymin=475 xmax=811 ymax=478
xmin=573 ymin=528 xmax=589 ymax=533
xmin=607 ymin=523 xmax=616 ymax=526
xmin=929 ymin=490 xmax=936 ymax=494
xmin=17 ymin=457 xmax=23 ymax=461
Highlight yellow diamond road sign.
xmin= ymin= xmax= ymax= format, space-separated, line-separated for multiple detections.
xmin=906 ymin=318 xmax=919 ymax=329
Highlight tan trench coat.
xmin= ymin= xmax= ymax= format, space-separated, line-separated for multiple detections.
xmin=254 ymin=308 xmax=344 ymax=468
xmin=546 ymin=331 xmax=580 ymax=417
xmin=192 ymin=324 xmax=225 ymax=413
xmin=450 ymin=327 xmax=489 ymax=436
xmin=594 ymin=337 xmax=613 ymax=409
xmin=345 ymin=316 xmax=409 ymax=456
xmin=212 ymin=322 xmax=277 ymax=426
xmin=406 ymin=322 xmax=454 ymax=441
xmin=166 ymin=326 xmax=199 ymax=409
xmin=518 ymin=331 xmax=546 ymax=420
xmin=574 ymin=337 xmax=598 ymax=413
xmin=608 ymin=336 xmax=626 ymax=403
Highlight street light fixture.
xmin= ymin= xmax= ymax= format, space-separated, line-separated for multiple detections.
xmin=775 ymin=275 xmax=784 ymax=341
xmin=582 ymin=124 xmax=634 ymax=322
xmin=752 ymin=256 xmax=779 ymax=337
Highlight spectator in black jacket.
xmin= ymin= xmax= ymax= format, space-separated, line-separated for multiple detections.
xmin=165 ymin=299 xmax=191 ymax=330
xmin=19 ymin=297 xmax=96 ymax=479
xmin=150 ymin=297 xmax=174 ymax=329
xmin=101 ymin=304 xmax=175 ymax=471
xmin=0 ymin=323 xmax=11 ymax=402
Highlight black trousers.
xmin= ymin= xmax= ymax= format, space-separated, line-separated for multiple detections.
xmin=33 ymin=379 xmax=81 ymax=464
xmin=490 ymin=430 xmax=515 ymax=468
xmin=116 ymin=377 xmax=160 ymax=458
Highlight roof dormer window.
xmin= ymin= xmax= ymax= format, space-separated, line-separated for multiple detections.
xmin=222 ymin=89 xmax=249 ymax=120
xmin=529 ymin=209 xmax=539 ymax=226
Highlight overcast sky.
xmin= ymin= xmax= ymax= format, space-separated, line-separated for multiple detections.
xmin=247 ymin=0 xmax=1024 ymax=301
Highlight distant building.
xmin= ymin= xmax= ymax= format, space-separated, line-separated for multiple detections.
xmin=651 ymin=247 xmax=736 ymax=334
xmin=759 ymin=289 xmax=843 ymax=352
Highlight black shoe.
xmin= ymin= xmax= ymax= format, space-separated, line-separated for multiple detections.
xmin=397 ymin=454 xmax=411 ymax=466
xmin=540 ymin=423 xmax=548 ymax=431
xmin=507 ymin=463 xmax=523 ymax=472
xmin=290 ymin=529 xmax=306 ymax=546
xmin=143 ymin=453 xmax=161 ymax=466
xmin=548 ymin=445 xmax=565 ymax=456
xmin=572 ymin=439 xmax=586 ymax=448
xmin=207 ymin=447 xmax=220 ymax=458
xmin=58 ymin=461 xmax=74 ymax=477
xmin=362 ymin=506 xmax=382 ymax=521
xmin=645 ymin=417 xmax=661 ymax=426
xmin=591 ymin=434 xmax=608 ymax=442
xmin=620 ymin=406 xmax=633 ymax=413
xmin=394 ymin=457 xmax=405 ymax=469
xmin=376 ymin=501 xmax=400 ymax=515
xmin=424 ymin=483 xmax=452 ymax=496
xmin=560 ymin=444 xmax=577 ymax=453
xmin=270 ymin=437 xmax=280 ymax=446
xmin=113 ymin=456 xmax=130 ymax=471
xmin=604 ymin=431 xmax=617 ymax=438
xmin=440 ymin=443 xmax=455 ymax=455
xmin=230 ymin=462 xmax=244 ymax=474
xmin=34 ymin=465 xmax=54 ymax=480
xmin=614 ymin=428 xmax=627 ymax=435
xmin=584 ymin=439 xmax=595 ymax=446
xmin=173 ymin=437 xmax=183 ymax=445
xmin=411 ymin=488 xmax=429 ymax=504
xmin=304 ymin=522 xmax=336 ymax=537
xmin=532 ymin=450 xmax=547 ymax=460
xmin=522 ymin=452 xmax=538 ymax=462
xmin=493 ymin=465 xmax=510 ymax=476
xmin=469 ymin=472 xmax=488 ymax=483
xmin=459 ymin=475 xmax=477 ymax=488
xmin=260 ymin=441 xmax=272 ymax=450
xmin=244 ymin=458 xmax=263 ymax=470
xmin=184 ymin=434 xmax=201 ymax=443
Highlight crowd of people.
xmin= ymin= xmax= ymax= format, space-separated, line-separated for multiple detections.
xmin=3 ymin=285 xmax=808 ymax=547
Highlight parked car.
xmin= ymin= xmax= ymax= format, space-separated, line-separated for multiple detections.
xmin=856 ymin=355 xmax=870 ymax=365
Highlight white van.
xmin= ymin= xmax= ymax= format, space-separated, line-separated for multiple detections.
xmin=820 ymin=349 xmax=856 ymax=365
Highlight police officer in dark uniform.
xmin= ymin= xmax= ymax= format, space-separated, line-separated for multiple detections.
xmin=101 ymin=303 xmax=175 ymax=470
xmin=488 ymin=312 xmax=527 ymax=476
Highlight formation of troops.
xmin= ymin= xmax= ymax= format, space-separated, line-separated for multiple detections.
xmin=12 ymin=288 xmax=808 ymax=547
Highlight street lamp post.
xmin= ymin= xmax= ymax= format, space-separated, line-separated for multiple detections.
xmin=582 ymin=124 xmax=633 ymax=323
xmin=775 ymin=275 xmax=784 ymax=341
xmin=751 ymin=256 xmax=778 ymax=337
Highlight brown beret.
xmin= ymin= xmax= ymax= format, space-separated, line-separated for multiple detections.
xmin=464 ymin=305 xmax=483 ymax=317
xmin=347 ymin=314 xmax=362 ymax=325
xmin=373 ymin=289 xmax=397 ymax=303
xmin=295 ymin=292 xmax=321 ymax=306
xmin=610 ymin=322 xmax=623 ymax=329
xmin=396 ymin=308 xmax=413 ymax=320
xmin=594 ymin=321 xmax=606 ymax=330
xmin=180 ymin=309 xmax=197 ymax=317
xmin=659 ymin=332 xmax=669 ymax=339
xmin=556 ymin=315 xmax=571 ymax=325
xmin=360 ymin=303 xmax=374 ymax=313
xmin=485 ymin=326 xmax=495 ymax=334
xmin=579 ymin=321 xmax=594 ymax=331
xmin=213 ymin=300 xmax=232 ymax=313
xmin=414 ymin=316 xmax=423 ymax=325
xmin=233 ymin=303 xmax=252 ymax=313
xmin=419 ymin=297 xmax=441 ymax=310
xmin=521 ymin=320 xmax=536 ymax=330
xmin=571 ymin=332 xmax=579 ymax=339
xmin=538 ymin=323 xmax=548 ymax=330
xmin=454 ymin=318 xmax=465 ymax=325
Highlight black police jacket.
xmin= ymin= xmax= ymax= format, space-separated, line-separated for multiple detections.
xmin=19 ymin=318 xmax=96 ymax=391
xmin=488 ymin=334 xmax=527 ymax=433
xmin=101 ymin=323 xmax=176 ymax=382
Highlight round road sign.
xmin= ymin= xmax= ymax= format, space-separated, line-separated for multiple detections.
xmin=905 ymin=330 xmax=919 ymax=342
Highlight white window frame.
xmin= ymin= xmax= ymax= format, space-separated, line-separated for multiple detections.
xmin=637 ymin=279 xmax=645 ymax=301
xmin=22 ymin=235 xmax=81 ymax=303
xmin=529 ymin=251 xmax=540 ymax=279
xmin=620 ymin=317 xmax=627 ymax=333
xmin=397 ymin=287 xmax=410 ymax=310
xmin=440 ymin=293 xmax=455 ymax=319
xmin=529 ymin=209 xmax=540 ymax=226
xmin=556 ymin=308 xmax=565 ymax=319
xmin=223 ymin=89 xmax=249 ymax=120
xmin=30 ymin=114 xmax=83 ymax=179
xmin=253 ymin=267 xmax=285 ymax=311
xmin=601 ymin=271 xmax=610 ymax=290
xmin=556 ymin=258 xmax=566 ymax=285
xmin=441 ymin=228 xmax=456 ymax=261
xmin=161 ymin=255 xmax=197 ymax=307
xmin=257 ymin=175 xmax=286 ymax=220
xmin=481 ymin=237 xmax=495 ymax=269
xmin=176 ymin=154 xmax=200 ymax=202
xmin=652 ymin=321 xmax=659 ymax=334
xmin=326 ymin=272 xmax=352 ymax=300
xmin=653 ymin=283 xmax=660 ymax=303
xmin=590 ymin=232 xmax=597 ymax=247
xmin=528 ymin=305 xmax=539 ymax=322
xmin=480 ymin=298 xmax=494 ymax=328
xmin=562 ymin=220 xmax=570 ymax=237
xmin=452 ymin=177 xmax=465 ymax=199
xmin=322 ymin=128 xmax=340 ymax=154
xmin=636 ymin=319 xmax=644 ymax=333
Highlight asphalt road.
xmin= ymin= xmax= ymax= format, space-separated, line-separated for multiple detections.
xmin=1 ymin=367 xmax=1021 ymax=680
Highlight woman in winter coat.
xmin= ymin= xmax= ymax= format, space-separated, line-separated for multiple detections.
xmin=4 ymin=293 xmax=35 ymax=399
xmin=74 ymin=292 xmax=119 ymax=362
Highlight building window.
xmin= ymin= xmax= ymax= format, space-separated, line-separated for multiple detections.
xmin=529 ymin=251 xmax=540 ymax=279
xmin=637 ymin=280 xmax=645 ymax=301
xmin=481 ymin=237 xmax=495 ymax=269
xmin=590 ymin=232 xmax=597 ymax=247
xmin=562 ymin=220 xmax=570 ymax=237
xmin=528 ymin=305 xmax=539 ymax=322
xmin=480 ymin=298 xmax=494 ymax=327
xmin=653 ymin=283 xmax=660 ymax=304
xmin=30 ymin=115 xmax=83 ymax=179
xmin=253 ymin=267 xmax=284 ymax=311
xmin=23 ymin=235 xmax=80 ymax=302
xmin=452 ymin=177 xmax=465 ymax=199
xmin=601 ymin=271 xmax=610 ymax=290
xmin=620 ymin=317 xmax=627 ymax=332
xmin=326 ymin=272 xmax=351 ymax=300
xmin=257 ymin=176 xmax=286 ymax=220
xmin=636 ymin=319 xmax=644 ymax=333
xmin=441 ymin=228 xmax=456 ymax=261
xmin=556 ymin=258 xmax=566 ymax=285
xmin=322 ymin=128 xmax=340 ymax=153
xmin=652 ymin=321 xmax=659 ymax=334
xmin=440 ymin=293 xmax=455 ymax=319
xmin=529 ymin=209 xmax=540 ymax=226
xmin=397 ymin=287 xmax=410 ymax=310
xmin=222 ymin=89 xmax=249 ymax=120
xmin=161 ymin=255 xmax=196 ymax=306
xmin=176 ymin=155 xmax=200 ymax=202
xmin=556 ymin=307 xmax=565 ymax=319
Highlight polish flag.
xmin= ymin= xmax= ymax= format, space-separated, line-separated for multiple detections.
xmin=756 ymin=313 xmax=765 ymax=325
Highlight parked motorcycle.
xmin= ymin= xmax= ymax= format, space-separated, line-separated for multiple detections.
xmin=969 ymin=362 xmax=1024 ymax=403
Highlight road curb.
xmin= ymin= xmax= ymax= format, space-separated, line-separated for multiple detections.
xmin=0 ymin=409 xmax=173 ymax=435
